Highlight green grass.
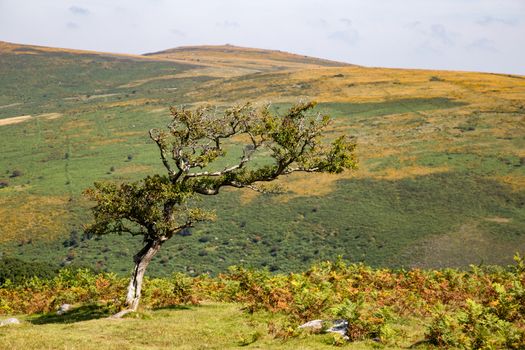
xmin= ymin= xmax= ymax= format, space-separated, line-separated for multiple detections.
xmin=0 ymin=50 xmax=204 ymax=118
xmin=319 ymin=98 xmax=467 ymax=119
xmin=0 ymin=303 xmax=425 ymax=350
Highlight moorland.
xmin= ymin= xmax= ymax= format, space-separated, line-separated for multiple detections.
xmin=0 ymin=40 xmax=524 ymax=349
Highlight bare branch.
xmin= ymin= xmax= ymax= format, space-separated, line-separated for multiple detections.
xmin=149 ymin=129 xmax=176 ymax=178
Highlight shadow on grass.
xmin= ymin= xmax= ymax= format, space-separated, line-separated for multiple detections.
xmin=409 ymin=339 xmax=433 ymax=348
xmin=29 ymin=304 xmax=112 ymax=325
xmin=152 ymin=304 xmax=193 ymax=312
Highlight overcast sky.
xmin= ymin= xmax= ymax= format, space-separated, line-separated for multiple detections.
xmin=1 ymin=0 xmax=524 ymax=74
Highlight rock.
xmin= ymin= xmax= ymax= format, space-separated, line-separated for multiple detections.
xmin=299 ymin=318 xmax=350 ymax=340
xmin=299 ymin=319 xmax=324 ymax=331
xmin=57 ymin=303 xmax=72 ymax=315
xmin=326 ymin=319 xmax=349 ymax=339
xmin=0 ymin=317 xmax=20 ymax=326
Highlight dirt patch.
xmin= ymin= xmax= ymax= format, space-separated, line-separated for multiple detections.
xmin=37 ymin=112 xmax=63 ymax=120
xmin=148 ymin=108 xmax=169 ymax=114
xmin=0 ymin=115 xmax=32 ymax=126
xmin=0 ymin=103 xmax=22 ymax=109
xmin=64 ymin=93 xmax=120 ymax=101
xmin=118 ymin=75 xmax=180 ymax=88
xmin=106 ymin=98 xmax=159 ymax=107
xmin=114 ymin=131 xmax=144 ymax=137
xmin=0 ymin=113 xmax=64 ymax=127
xmin=484 ymin=217 xmax=511 ymax=223
xmin=91 ymin=138 xmax=126 ymax=147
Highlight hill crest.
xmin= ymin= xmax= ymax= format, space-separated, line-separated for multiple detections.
xmin=144 ymin=44 xmax=353 ymax=70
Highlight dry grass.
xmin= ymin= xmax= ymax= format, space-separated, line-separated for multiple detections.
xmin=114 ymin=165 xmax=153 ymax=175
xmin=0 ymin=40 xmax=172 ymax=63
xmin=106 ymin=98 xmax=160 ymax=108
xmin=147 ymin=45 xmax=350 ymax=72
xmin=186 ymin=65 xmax=525 ymax=108
xmin=356 ymin=165 xmax=450 ymax=181
xmin=493 ymin=175 xmax=525 ymax=192
xmin=0 ymin=195 xmax=69 ymax=243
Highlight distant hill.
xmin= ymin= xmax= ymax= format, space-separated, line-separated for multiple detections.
xmin=144 ymin=44 xmax=353 ymax=70
xmin=0 ymin=40 xmax=523 ymax=276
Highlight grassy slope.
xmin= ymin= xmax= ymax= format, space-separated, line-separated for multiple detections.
xmin=0 ymin=41 xmax=524 ymax=275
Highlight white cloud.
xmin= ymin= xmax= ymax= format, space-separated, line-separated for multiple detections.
xmin=216 ymin=21 xmax=240 ymax=29
xmin=69 ymin=6 xmax=89 ymax=16
xmin=328 ymin=30 xmax=359 ymax=46
xmin=66 ymin=22 xmax=79 ymax=29
xmin=476 ymin=16 xmax=518 ymax=26
xmin=467 ymin=38 xmax=498 ymax=52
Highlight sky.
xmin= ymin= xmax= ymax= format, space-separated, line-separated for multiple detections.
xmin=1 ymin=0 xmax=524 ymax=74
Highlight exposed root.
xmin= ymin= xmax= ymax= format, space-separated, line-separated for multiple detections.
xmin=110 ymin=309 xmax=136 ymax=319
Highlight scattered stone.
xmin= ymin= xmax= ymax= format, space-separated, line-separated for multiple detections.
xmin=0 ymin=317 xmax=20 ymax=326
xmin=299 ymin=318 xmax=349 ymax=340
xmin=326 ymin=319 xmax=349 ymax=339
xmin=299 ymin=319 xmax=324 ymax=331
xmin=57 ymin=303 xmax=72 ymax=315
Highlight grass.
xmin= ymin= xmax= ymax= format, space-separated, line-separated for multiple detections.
xmin=0 ymin=303 xmax=426 ymax=350
xmin=0 ymin=41 xmax=523 ymax=275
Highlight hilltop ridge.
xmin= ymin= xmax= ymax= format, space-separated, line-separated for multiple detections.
xmin=144 ymin=44 xmax=354 ymax=70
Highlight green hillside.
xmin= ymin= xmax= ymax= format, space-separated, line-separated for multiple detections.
xmin=0 ymin=40 xmax=524 ymax=276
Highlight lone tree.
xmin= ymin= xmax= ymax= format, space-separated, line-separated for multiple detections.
xmin=84 ymin=101 xmax=357 ymax=316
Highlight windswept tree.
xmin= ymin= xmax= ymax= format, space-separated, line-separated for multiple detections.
xmin=84 ymin=101 xmax=357 ymax=316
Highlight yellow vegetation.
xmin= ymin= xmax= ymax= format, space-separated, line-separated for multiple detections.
xmin=114 ymin=165 xmax=153 ymax=175
xmin=0 ymin=195 xmax=69 ymax=242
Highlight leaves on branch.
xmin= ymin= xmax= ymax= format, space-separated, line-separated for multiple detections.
xmin=84 ymin=102 xmax=357 ymax=240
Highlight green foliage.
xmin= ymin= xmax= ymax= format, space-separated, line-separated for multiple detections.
xmin=426 ymin=257 xmax=525 ymax=348
xmin=330 ymin=299 xmax=395 ymax=342
xmin=171 ymin=272 xmax=196 ymax=304
xmin=426 ymin=300 xmax=525 ymax=349
xmin=0 ymin=257 xmax=58 ymax=285
xmin=2 ymin=258 xmax=525 ymax=347
xmin=84 ymin=174 xmax=214 ymax=240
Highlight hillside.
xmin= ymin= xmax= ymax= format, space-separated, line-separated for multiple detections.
xmin=145 ymin=44 xmax=352 ymax=71
xmin=0 ymin=41 xmax=524 ymax=276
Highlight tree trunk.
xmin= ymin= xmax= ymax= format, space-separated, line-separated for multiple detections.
xmin=113 ymin=238 xmax=163 ymax=317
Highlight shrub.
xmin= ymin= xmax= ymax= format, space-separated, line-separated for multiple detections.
xmin=0 ymin=257 xmax=58 ymax=285
xmin=426 ymin=300 xmax=525 ymax=349
xmin=330 ymin=299 xmax=396 ymax=342
xmin=9 ymin=169 xmax=22 ymax=178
